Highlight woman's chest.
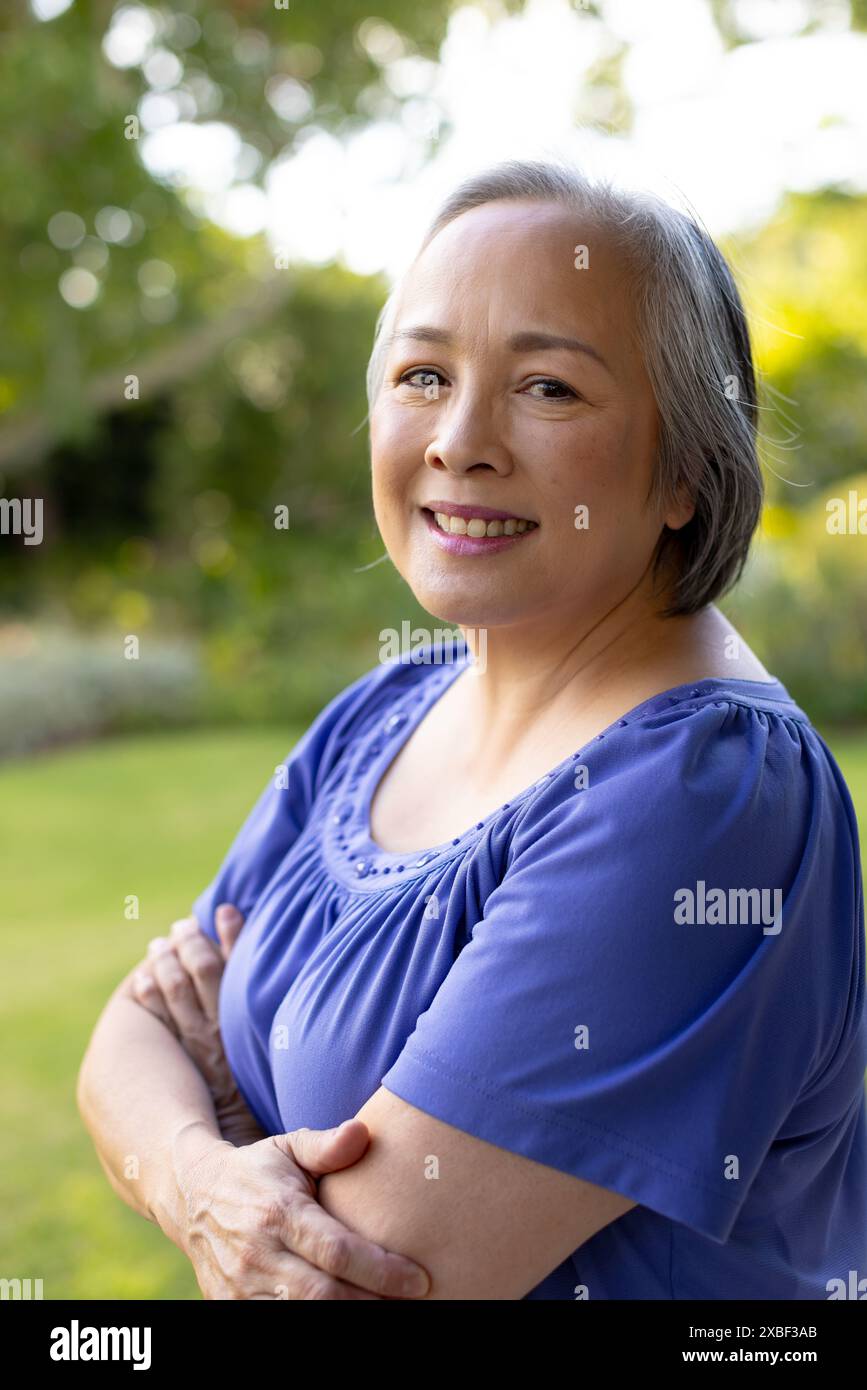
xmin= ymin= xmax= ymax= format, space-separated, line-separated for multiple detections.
xmin=367 ymin=654 xmax=777 ymax=855
xmin=369 ymin=761 xmax=516 ymax=854
xmin=220 ymin=852 xmax=488 ymax=1132
xmin=367 ymin=704 xmax=626 ymax=854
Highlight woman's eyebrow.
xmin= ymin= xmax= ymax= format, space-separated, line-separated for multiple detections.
xmin=385 ymin=325 xmax=611 ymax=374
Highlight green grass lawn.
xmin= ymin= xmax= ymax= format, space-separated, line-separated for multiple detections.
xmin=1 ymin=722 xmax=866 ymax=1300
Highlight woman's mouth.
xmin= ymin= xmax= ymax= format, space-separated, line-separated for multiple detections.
xmin=420 ymin=507 xmax=539 ymax=556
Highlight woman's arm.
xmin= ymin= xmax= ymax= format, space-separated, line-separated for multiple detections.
xmin=78 ymin=933 xmax=432 ymax=1298
xmin=76 ymin=965 xmax=226 ymax=1251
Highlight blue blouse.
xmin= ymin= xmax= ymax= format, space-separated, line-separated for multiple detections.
xmin=193 ymin=640 xmax=867 ymax=1300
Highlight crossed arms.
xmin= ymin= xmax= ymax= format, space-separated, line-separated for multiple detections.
xmin=77 ymin=907 xmax=635 ymax=1299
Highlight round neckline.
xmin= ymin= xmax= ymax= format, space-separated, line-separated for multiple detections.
xmin=325 ymin=659 xmax=798 ymax=889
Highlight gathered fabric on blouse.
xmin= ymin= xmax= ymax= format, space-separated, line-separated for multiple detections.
xmin=193 ymin=639 xmax=867 ymax=1300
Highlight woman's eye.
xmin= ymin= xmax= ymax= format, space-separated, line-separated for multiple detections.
xmin=395 ymin=371 xmax=579 ymax=400
xmin=398 ymin=368 xmax=447 ymax=389
xmin=525 ymin=378 xmax=579 ymax=400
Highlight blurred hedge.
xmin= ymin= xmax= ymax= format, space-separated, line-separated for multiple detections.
xmin=0 ymin=625 xmax=203 ymax=760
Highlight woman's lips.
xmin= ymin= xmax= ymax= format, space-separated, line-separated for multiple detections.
xmin=420 ymin=507 xmax=539 ymax=556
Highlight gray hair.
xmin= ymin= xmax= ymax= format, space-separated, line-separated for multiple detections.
xmin=365 ymin=158 xmax=763 ymax=618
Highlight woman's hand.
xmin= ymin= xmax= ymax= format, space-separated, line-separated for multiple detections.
xmin=134 ymin=910 xmax=431 ymax=1300
xmin=171 ymin=1118 xmax=432 ymax=1300
xmin=131 ymin=904 xmax=265 ymax=1146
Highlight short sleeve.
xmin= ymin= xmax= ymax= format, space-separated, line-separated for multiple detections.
xmin=192 ymin=661 xmax=393 ymax=943
xmin=381 ymin=700 xmax=855 ymax=1243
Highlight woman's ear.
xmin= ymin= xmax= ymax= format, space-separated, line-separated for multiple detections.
xmin=663 ymin=479 xmax=697 ymax=532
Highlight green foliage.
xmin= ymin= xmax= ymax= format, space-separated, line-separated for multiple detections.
xmin=0 ymin=3 xmax=865 ymax=740
xmin=728 ymin=188 xmax=867 ymax=501
xmin=726 ymin=475 xmax=867 ymax=724
xmin=713 ymin=189 xmax=867 ymax=721
xmin=0 ymin=0 xmax=462 ymax=453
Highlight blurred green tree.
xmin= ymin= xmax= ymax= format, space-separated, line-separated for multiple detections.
xmin=0 ymin=0 xmax=864 ymax=739
xmin=0 ymin=0 xmax=483 ymax=466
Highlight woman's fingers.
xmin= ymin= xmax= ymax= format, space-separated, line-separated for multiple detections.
xmin=274 ymin=1184 xmax=431 ymax=1300
xmin=171 ymin=1128 xmax=429 ymax=1300
xmin=214 ymin=903 xmax=245 ymax=961
xmin=168 ymin=917 xmax=224 ymax=1023
xmin=191 ymin=1169 xmax=426 ymax=1300
xmin=146 ymin=933 xmax=243 ymax=1112
xmin=278 ymin=1119 xmax=371 ymax=1178
xmin=198 ymin=1246 xmax=383 ymax=1301
xmin=133 ymin=927 xmax=247 ymax=1121
xmin=131 ymin=965 xmax=176 ymax=1033
xmin=146 ymin=936 xmax=210 ymax=1041
xmin=271 ymin=1127 xmax=432 ymax=1298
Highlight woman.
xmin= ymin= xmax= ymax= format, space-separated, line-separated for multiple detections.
xmin=77 ymin=159 xmax=867 ymax=1300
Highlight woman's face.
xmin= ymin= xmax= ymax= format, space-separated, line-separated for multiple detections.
xmin=370 ymin=199 xmax=692 ymax=633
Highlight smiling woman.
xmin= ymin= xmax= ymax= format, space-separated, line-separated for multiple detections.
xmin=366 ymin=160 xmax=762 ymax=628
xmin=78 ymin=158 xmax=867 ymax=1301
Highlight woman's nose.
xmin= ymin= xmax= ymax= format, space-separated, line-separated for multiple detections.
xmin=424 ymin=396 xmax=511 ymax=473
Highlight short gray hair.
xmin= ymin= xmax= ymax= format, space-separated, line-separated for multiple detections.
xmin=365 ymin=158 xmax=763 ymax=618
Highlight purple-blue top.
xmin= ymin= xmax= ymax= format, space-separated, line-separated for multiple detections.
xmin=194 ymin=640 xmax=867 ymax=1299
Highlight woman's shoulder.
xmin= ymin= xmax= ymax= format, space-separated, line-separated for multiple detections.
xmin=493 ymin=674 xmax=862 ymax=1012
xmin=507 ymin=674 xmax=836 ymax=860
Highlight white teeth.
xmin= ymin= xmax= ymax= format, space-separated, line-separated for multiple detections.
xmin=433 ymin=511 xmax=536 ymax=538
